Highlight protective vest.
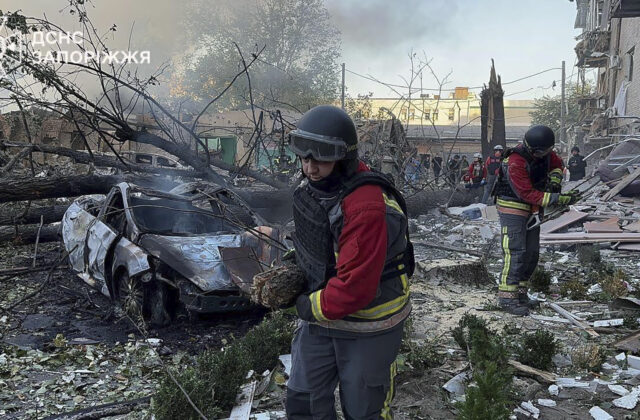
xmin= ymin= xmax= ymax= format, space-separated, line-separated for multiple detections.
xmin=292 ymin=171 xmax=414 ymax=333
xmin=487 ymin=156 xmax=501 ymax=175
xmin=493 ymin=144 xmax=550 ymax=204
xmin=471 ymin=161 xmax=483 ymax=182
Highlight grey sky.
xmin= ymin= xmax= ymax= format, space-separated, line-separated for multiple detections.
xmin=326 ymin=0 xmax=585 ymax=99
xmin=4 ymin=0 xmax=583 ymax=100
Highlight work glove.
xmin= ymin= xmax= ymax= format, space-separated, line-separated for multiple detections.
xmin=480 ymin=179 xmax=487 ymax=186
xmin=557 ymin=193 xmax=580 ymax=206
xmin=548 ymin=169 xmax=563 ymax=193
xmin=295 ymin=293 xmax=316 ymax=322
xmin=281 ymin=248 xmax=296 ymax=263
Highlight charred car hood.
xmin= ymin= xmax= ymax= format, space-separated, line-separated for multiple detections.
xmin=139 ymin=233 xmax=243 ymax=292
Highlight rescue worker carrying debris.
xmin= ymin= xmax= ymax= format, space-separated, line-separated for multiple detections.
xmin=482 ymin=145 xmax=504 ymax=204
xmin=493 ymin=125 xmax=579 ymax=316
xmin=286 ymin=105 xmax=414 ymax=419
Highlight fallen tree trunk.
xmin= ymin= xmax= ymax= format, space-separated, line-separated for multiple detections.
xmin=0 ymin=204 xmax=69 ymax=226
xmin=0 ymin=225 xmax=59 ymax=245
xmin=0 ymin=145 xmax=34 ymax=175
xmin=0 ymin=174 xmax=122 ymax=203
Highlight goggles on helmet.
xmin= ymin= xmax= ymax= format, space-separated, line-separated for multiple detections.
xmin=288 ymin=129 xmax=349 ymax=162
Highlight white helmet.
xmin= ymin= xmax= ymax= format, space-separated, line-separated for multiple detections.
xmin=494 ymin=145 xmax=504 ymax=151
xmin=473 ymin=152 xmax=482 ymax=159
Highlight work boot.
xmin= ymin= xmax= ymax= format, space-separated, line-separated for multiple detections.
xmin=498 ymin=297 xmax=530 ymax=316
xmin=518 ymin=288 xmax=540 ymax=309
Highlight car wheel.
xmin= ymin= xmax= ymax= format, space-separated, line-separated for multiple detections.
xmin=116 ymin=271 xmax=172 ymax=327
xmin=117 ymin=270 xmax=144 ymax=323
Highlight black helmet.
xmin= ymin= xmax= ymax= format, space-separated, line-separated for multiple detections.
xmin=289 ymin=105 xmax=358 ymax=162
xmin=524 ymin=125 xmax=555 ymax=157
xmin=454 ymin=154 xmax=460 ymax=159
xmin=571 ymin=146 xmax=580 ymax=153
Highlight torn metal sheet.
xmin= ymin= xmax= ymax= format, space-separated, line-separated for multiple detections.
xmin=220 ymin=246 xmax=263 ymax=294
xmin=139 ymin=234 xmax=242 ymax=292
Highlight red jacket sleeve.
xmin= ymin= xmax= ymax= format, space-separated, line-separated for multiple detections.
xmin=318 ymin=184 xmax=387 ymax=320
xmin=549 ymin=152 xmax=564 ymax=171
xmin=467 ymin=164 xmax=474 ymax=180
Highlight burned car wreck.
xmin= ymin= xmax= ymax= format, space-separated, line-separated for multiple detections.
xmin=62 ymin=182 xmax=282 ymax=325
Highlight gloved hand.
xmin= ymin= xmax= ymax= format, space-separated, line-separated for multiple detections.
xmin=548 ymin=169 xmax=563 ymax=193
xmin=295 ymin=293 xmax=315 ymax=322
xmin=480 ymin=179 xmax=487 ymax=186
xmin=558 ymin=193 xmax=579 ymax=206
xmin=282 ymin=248 xmax=296 ymax=262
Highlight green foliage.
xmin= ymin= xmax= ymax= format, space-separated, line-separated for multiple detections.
xmin=401 ymin=316 xmax=443 ymax=371
xmin=452 ymin=314 xmax=514 ymax=419
xmin=560 ymin=278 xmax=588 ymax=300
xmin=452 ymin=314 xmax=489 ymax=353
xmin=516 ymin=330 xmax=559 ymax=371
xmin=577 ymin=245 xmax=602 ymax=268
xmin=152 ymin=312 xmax=295 ymax=419
xmin=530 ymin=266 xmax=551 ymax=293
xmin=530 ymin=82 xmax=594 ymax=135
xmin=456 ymin=362 xmax=512 ymax=420
xmin=179 ymin=0 xmax=340 ymax=111
xmin=622 ymin=312 xmax=640 ymax=329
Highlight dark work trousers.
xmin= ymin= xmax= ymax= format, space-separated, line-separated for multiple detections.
xmin=286 ymin=321 xmax=404 ymax=420
xmin=498 ymin=210 xmax=540 ymax=295
xmin=482 ymin=174 xmax=497 ymax=204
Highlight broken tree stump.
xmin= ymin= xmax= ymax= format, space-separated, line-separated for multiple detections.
xmin=251 ymin=262 xmax=306 ymax=309
xmin=416 ymin=258 xmax=490 ymax=286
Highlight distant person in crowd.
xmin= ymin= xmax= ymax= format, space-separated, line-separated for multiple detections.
xmin=459 ymin=155 xmax=469 ymax=181
xmin=421 ymin=154 xmax=431 ymax=180
xmin=482 ymin=145 xmax=504 ymax=204
xmin=447 ymin=154 xmax=461 ymax=185
xmin=568 ymin=146 xmax=587 ymax=181
xmin=432 ymin=155 xmax=443 ymax=185
xmin=404 ymin=156 xmax=421 ymax=185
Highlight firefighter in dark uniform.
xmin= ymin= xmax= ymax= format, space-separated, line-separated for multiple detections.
xmin=493 ymin=125 xmax=579 ymax=315
xmin=285 ymin=105 xmax=414 ymax=419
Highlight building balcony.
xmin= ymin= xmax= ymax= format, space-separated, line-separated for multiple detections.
xmin=612 ymin=0 xmax=640 ymax=18
xmin=575 ymin=30 xmax=610 ymax=67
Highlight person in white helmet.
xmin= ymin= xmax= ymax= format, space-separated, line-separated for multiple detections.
xmin=482 ymin=145 xmax=505 ymax=204
xmin=465 ymin=152 xmax=487 ymax=202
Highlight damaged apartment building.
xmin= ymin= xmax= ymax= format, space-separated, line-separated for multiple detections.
xmin=571 ymin=0 xmax=640 ymax=154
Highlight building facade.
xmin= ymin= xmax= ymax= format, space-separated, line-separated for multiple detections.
xmin=571 ymin=0 xmax=640 ymax=153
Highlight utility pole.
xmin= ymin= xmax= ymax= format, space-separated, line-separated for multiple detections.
xmin=341 ymin=63 xmax=345 ymax=109
xmin=560 ymin=60 xmax=566 ymax=152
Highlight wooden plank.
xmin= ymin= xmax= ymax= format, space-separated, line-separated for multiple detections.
xmin=545 ymin=302 xmax=599 ymax=338
xmin=602 ymin=166 xmax=640 ymax=201
xmin=622 ymin=221 xmax=640 ymax=232
xmin=507 ymin=360 xmax=557 ymax=384
xmin=614 ymin=330 xmax=640 ymax=353
xmin=540 ymin=210 xmax=589 ymax=234
xmin=616 ymin=242 xmax=640 ymax=251
xmin=541 ymin=232 xmax=640 ymax=245
xmin=584 ymin=217 xmax=621 ymax=233
xmin=229 ymin=381 xmax=257 ymax=420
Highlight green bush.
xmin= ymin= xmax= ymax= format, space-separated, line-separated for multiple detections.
xmin=516 ymin=330 xmax=558 ymax=371
xmin=530 ymin=266 xmax=551 ymax=293
xmin=152 ymin=312 xmax=295 ymax=419
xmin=456 ymin=362 xmax=512 ymax=420
xmin=452 ymin=314 xmax=514 ymax=420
